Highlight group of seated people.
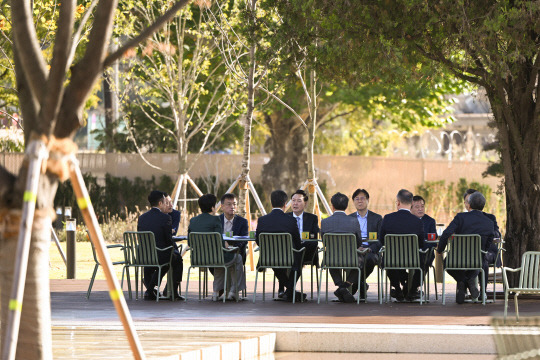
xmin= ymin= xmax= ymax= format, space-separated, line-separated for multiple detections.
xmin=137 ymin=186 xmax=501 ymax=304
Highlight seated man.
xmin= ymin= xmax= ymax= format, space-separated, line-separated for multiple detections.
xmin=437 ymin=191 xmax=495 ymax=304
xmin=379 ymin=189 xmax=425 ymax=301
xmin=188 ymin=194 xmax=245 ymax=301
xmin=348 ymin=188 xmax=382 ymax=299
xmin=282 ymin=189 xmax=320 ymax=297
xmin=219 ymin=193 xmax=249 ymax=264
xmin=138 ymin=190 xmax=183 ymax=300
xmin=164 ymin=193 xmax=181 ymax=235
xmin=255 ymin=190 xmax=305 ymax=302
xmin=321 ymin=192 xmax=363 ymax=303
xmin=411 ymin=195 xmax=437 ymax=268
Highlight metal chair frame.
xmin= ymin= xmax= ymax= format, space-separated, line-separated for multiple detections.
xmin=185 ymin=232 xmax=239 ymax=303
xmin=86 ymin=241 xmax=126 ymax=299
xmin=253 ymin=233 xmax=305 ymax=304
xmin=317 ymin=233 xmax=365 ymax=305
xmin=502 ymin=251 xmax=540 ymax=321
xmin=379 ymin=234 xmax=428 ymax=305
xmin=441 ymin=234 xmax=487 ymax=305
xmin=123 ymin=231 xmax=175 ymax=302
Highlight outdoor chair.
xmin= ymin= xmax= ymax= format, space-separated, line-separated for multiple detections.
xmin=253 ymin=233 xmax=305 ymax=304
xmin=123 ymin=231 xmax=176 ymax=302
xmin=272 ymin=240 xmax=320 ymax=300
xmin=86 ymin=234 xmax=126 ymax=299
xmin=502 ymin=251 xmax=540 ymax=321
xmin=441 ymin=234 xmax=486 ymax=305
xmin=486 ymin=238 xmax=506 ymax=302
xmin=317 ymin=233 xmax=366 ymax=304
xmin=185 ymin=232 xmax=239 ymax=303
xmin=491 ymin=315 xmax=540 ymax=359
xmin=380 ymin=234 xmax=428 ymax=305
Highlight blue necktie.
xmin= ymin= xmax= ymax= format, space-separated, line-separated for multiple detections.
xmin=296 ymin=216 xmax=302 ymax=233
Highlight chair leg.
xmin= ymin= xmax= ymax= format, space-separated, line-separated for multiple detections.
xmin=325 ymin=269 xmax=329 ymax=304
xmin=185 ymin=267 xmax=192 ymax=302
xmin=492 ymin=263 xmax=496 ymax=302
xmin=125 ymin=267 xmax=132 ymax=300
xmin=433 ymin=266 xmax=438 ymax=300
xmin=242 ymin=265 xmax=247 ymax=298
xmin=310 ymin=265 xmax=314 ymax=300
xmin=272 ymin=273 xmax=276 ymax=299
xmin=504 ymin=288 xmax=508 ymax=321
xmin=300 ymin=269 xmax=304 ymax=303
xmin=515 ymin=293 xmax=520 ymax=322
xmin=480 ymin=269 xmax=486 ymax=305
xmin=155 ymin=268 xmax=162 ymax=303
xmin=263 ymin=269 xmax=266 ymax=302
xmin=86 ymin=264 xmax=99 ymax=299
xmin=253 ymin=268 xmax=259 ymax=303
xmin=317 ymin=267 xmax=323 ymax=304
xmin=223 ymin=267 xmax=228 ymax=303
xmin=419 ymin=269 xmax=424 ymax=305
xmin=442 ymin=271 xmax=446 ymax=305
xmin=357 ymin=269 xmax=361 ymax=305
xmin=292 ymin=271 xmax=298 ymax=304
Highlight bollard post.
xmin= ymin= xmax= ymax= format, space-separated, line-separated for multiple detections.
xmin=55 ymin=206 xmax=63 ymax=230
xmin=66 ymin=218 xmax=77 ymax=279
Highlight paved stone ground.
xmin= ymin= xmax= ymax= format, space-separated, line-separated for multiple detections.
xmin=51 ymin=279 xmax=537 ymax=326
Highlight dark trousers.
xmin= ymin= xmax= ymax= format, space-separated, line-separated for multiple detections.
xmin=386 ymin=253 xmax=427 ymax=291
xmin=277 ymin=241 xmax=318 ymax=291
xmin=329 ymin=252 xmax=378 ymax=287
xmin=273 ymin=266 xmax=302 ymax=292
xmin=144 ymin=252 xmax=183 ymax=292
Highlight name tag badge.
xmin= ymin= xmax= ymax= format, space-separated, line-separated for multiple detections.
xmin=369 ymin=232 xmax=377 ymax=240
xmin=302 ymin=232 xmax=310 ymax=240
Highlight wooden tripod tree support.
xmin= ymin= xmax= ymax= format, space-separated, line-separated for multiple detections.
xmin=285 ymin=178 xmax=333 ymax=226
xmin=68 ymin=157 xmax=145 ymax=360
xmin=216 ymin=174 xmax=267 ymax=271
xmin=50 ymin=224 xmax=67 ymax=265
xmin=171 ymin=173 xmax=204 ymax=211
xmin=2 ymin=140 xmax=48 ymax=360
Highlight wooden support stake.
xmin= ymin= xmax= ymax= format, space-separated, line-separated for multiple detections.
xmin=186 ymin=174 xmax=204 ymax=196
xmin=2 ymin=141 xmax=47 ymax=360
xmin=69 ymin=158 xmax=145 ymax=360
xmin=247 ymin=179 xmax=266 ymax=216
xmin=244 ymin=188 xmax=255 ymax=271
xmin=172 ymin=174 xmax=185 ymax=210
xmin=50 ymin=224 xmax=67 ymax=265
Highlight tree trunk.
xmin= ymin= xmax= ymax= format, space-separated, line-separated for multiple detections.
xmin=261 ymin=110 xmax=306 ymax=194
xmin=486 ymin=84 xmax=540 ymax=285
xmin=238 ymin=21 xmax=256 ymax=218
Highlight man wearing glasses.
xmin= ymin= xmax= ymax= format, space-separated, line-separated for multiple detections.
xmin=348 ymin=189 xmax=382 ymax=299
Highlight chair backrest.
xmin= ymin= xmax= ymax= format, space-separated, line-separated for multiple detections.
xmin=86 ymin=230 xmax=99 ymax=265
xmin=258 ymin=233 xmax=294 ymax=268
xmin=446 ymin=234 xmax=483 ymax=269
xmin=383 ymin=234 xmax=421 ymax=268
xmin=519 ymin=251 xmax=540 ymax=289
xmin=123 ymin=231 xmax=159 ymax=266
xmin=321 ymin=233 xmax=359 ymax=268
xmin=188 ymin=232 xmax=225 ymax=267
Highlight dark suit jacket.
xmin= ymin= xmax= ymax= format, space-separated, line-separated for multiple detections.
xmin=420 ymin=214 xmax=437 ymax=239
xmin=219 ymin=213 xmax=249 ymax=236
xmin=188 ymin=212 xmax=233 ymax=262
xmin=437 ymin=210 xmax=495 ymax=254
xmin=321 ymin=211 xmax=363 ymax=248
xmin=483 ymin=212 xmax=501 ymax=238
xmin=137 ymin=208 xmax=177 ymax=264
xmin=286 ymin=211 xmax=320 ymax=238
xmin=379 ymin=209 xmax=425 ymax=249
xmin=169 ymin=209 xmax=181 ymax=236
xmin=256 ymin=209 xmax=302 ymax=249
xmin=348 ymin=210 xmax=383 ymax=252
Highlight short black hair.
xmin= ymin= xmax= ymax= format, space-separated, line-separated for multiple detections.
xmin=397 ymin=189 xmax=413 ymax=205
xmin=463 ymin=188 xmax=477 ymax=201
xmin=352 ymin=188 xmax=370 ymax=200
xmin=331 ymin=192 xmax=349 ymax=211
xmin=220 ymin=193 xmax=236 ymax=203
xmin=198 ymin=194 xmax=217 ymax=213
xmin=468 ymin=192 xmax=486 ymax=210
xmin=148 ymin=190 xmax=166 ymax=207
xmin=291 ymin=189 xmax=308 ymax=202
xmin=270 ymin=190 xmax=288 ymax=208
xmin=412 ymin=195 xmax=425 ymax=204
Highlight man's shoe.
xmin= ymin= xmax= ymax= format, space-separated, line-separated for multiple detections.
xmin=277 ymin=291 xmax=285 ymax=299
xmin=294 ymin=291 xmax=307 ymax=302
xmin=212 ymin=291 xmax=220 ymax=302
xmin=334 ymin=289 xmax=345 ymax=302
xmin=466 ymin=278 xmax=480 ymax=300
xmin=144 ymin=289 xmax=157 ymax=301
xmin=456 ymin=281 xmax=466 ymax=304
xmin=282 ymin=290 xmax=293 ymax=302
xmin=227 ymin=291 xmax=239 ymax=301
xmin=337 ymin=287 xmax=355 ymax=303
xmin=406 ymin=289 xmax=421 ymax=301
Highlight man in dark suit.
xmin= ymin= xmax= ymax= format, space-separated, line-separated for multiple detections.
xmin=188 ymin=194 xmax=245 ymax=301
xmin=442 ymin=190 xmax=496 ymax=303
xmin=411 ymin=195 xmax=437 ymax=268
xmin=348 ymin=188 xmax=382 ymax=298
xmin=164 ymin=193 xmax=181 ymax=235
xmin=379 ymin=189 xmax=425 ymax=301
xmin=219 ymin=193 xmax=249 ymax=264
xmin=321 ymin=192 xmax=363 ymax=303
xmin=283 ymin=189 xmax=320 ymax=298
xmin=138 ymin=190 xmax=183 ymax=300
xmin=255 ymin=190 xmax=305 ymax=302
